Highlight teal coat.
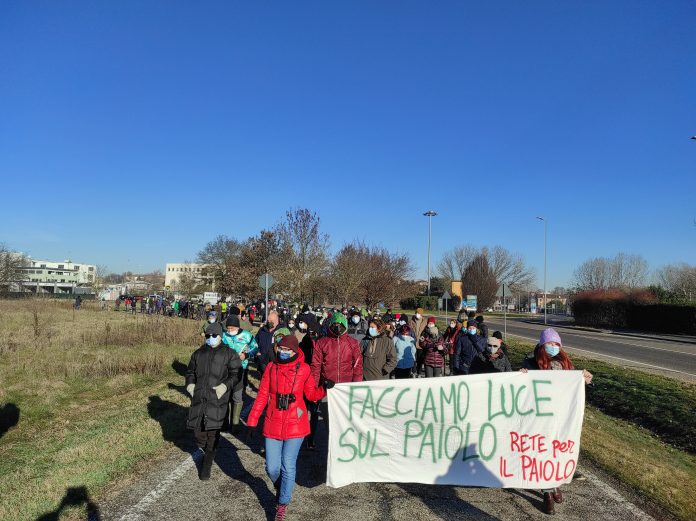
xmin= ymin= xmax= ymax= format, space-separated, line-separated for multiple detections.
xmin=222 ymin=330 xmax=258 ymax=369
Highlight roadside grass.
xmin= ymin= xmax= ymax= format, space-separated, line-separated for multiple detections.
xmin=0 ymin=299 xmax=197 ymax=521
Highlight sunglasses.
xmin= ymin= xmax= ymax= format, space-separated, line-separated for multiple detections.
xmin=205 ymin=334 xmax=220 ymax=339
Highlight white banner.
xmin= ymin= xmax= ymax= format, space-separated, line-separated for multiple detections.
xmin=327 ymin=372 xmax=585 ymax=489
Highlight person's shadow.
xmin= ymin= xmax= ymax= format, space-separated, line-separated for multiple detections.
xmin=397 ymin=444 xmax=502 ymax=520
xmin=0 ymin=403 xmax=20 ymax=438
xmin=215 ymin=435 xmax=278 ymax=521
xmin=171 ymin=360 xmax=188 ymax=377
xmin=147 ymin=395 xmax=196 ymax=455
xmin=35 ymin=486 xmax=101 ymax=521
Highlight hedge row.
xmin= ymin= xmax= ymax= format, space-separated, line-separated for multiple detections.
xmin=572 ymin=290 xmax=696 ymax=334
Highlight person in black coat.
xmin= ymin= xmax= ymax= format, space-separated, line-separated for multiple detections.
xmin=185 ymin=322 xmax=242 ymax=480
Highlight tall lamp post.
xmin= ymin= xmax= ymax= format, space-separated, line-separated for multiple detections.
xmin=423 ymin=211 xmax=438 ymax=296
xmin=536 ymin=216 xmax=547 ymax=325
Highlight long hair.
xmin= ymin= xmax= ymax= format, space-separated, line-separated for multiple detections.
xmin=534 ymin=344 xmax=574 ymax=370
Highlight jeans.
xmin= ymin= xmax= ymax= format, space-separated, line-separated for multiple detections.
xmin=264 ymin=437 xmax=304 ymax=505
xmin=425 ymin=365 xmax=443 ymax=378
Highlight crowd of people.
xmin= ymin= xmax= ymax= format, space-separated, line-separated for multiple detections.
xmin=185 ymin=303 xmax=592 ymax=519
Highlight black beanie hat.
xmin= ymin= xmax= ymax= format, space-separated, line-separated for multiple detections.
xmin=205 ymin=322 xmax=223 ymax=336
xmin=226 ymin=315 xmax=240 ymax=328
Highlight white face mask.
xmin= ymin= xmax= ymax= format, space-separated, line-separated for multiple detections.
xmin=450 ymin=322 xmax=456 ymax=328
xmin=415 ymin=313 xmax=422 ymax=320
xmin=298 ymin=322 xmax=307 ymax=330
xmin=288 ymin=323 xmax=295 ymax=329
xmin=226 ymin=329 xmax=239 ymax=336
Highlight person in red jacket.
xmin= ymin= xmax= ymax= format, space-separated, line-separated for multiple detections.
xmin=310 ymin=312 xmax=362 ymax=436
xmin=247 ymin=335 xmax=330 ymax=521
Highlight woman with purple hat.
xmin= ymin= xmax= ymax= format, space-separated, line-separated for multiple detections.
xmin=520 ymin=327 xmax=593 ymax=514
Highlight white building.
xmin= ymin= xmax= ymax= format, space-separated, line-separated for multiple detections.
xmin=17 ymin=258 xmax=96 ymax=295
xmin=164 ymin=263 xmax=212 ymax=289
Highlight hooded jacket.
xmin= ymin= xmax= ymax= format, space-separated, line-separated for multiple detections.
xmin=222 ymin=329 xmax=258 ymax=370
xmin=453 ymin=332 xmax=487 ymax=374
xmin=185 ymin=342 xmax=242 ymax=430
xmin=393 ymin=334 xmax=417 ymax=369
xmin=247 ymin=349 xmax=325 ymax=440
xmin=361 ymin=334 xmax=397 ymax=380
xmin=310 ymin=314 xmax=363 ymax=386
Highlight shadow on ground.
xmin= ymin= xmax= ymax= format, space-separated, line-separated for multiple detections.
xmin=36 ymin=486 xmax=101 ymax=521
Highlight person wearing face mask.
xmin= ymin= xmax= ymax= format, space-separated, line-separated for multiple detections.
xmin=222 ymin=315 xmax=259 ymax=433
xmin=469 ymin=337 xmax=512 ymax=374
xmin=361 ymin=318 xmax=398 ymax=381
xmin=199 ymin=310 xmax=218 ymax=337
xmin=185 ymin=322 xmax=242 ymax=480
xmin=247 ymin=335 xmax=331 ymax=521
xmin=347 ymin=310 xmax=367 ymax=341
xmin=311 ymin=312 xmax=362 ymax=437
xmin=409 ymin=308 xmax=428 ymax=377
xmin=491 ymin=330 xmax=509 ymax=357
xmin=255 ymin=311 xmax=280 ymax=377
xmin=452 ymin=319 xmax=487 ymax=375
xmin=420 ymin=317 xmax=446 ymax=378
xmin=443 ymin=319 xmax=463 ymax=376
xmin=519 ymin=328 xmax=593 ymax=514
xmin=393 ymin=325 xmax=417 ymax=378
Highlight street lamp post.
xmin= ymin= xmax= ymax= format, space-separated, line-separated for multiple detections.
xmin=423 ymin=211 xmax=438 ymax=296
xmin=536 ymin=216 xmax=547 ymax=325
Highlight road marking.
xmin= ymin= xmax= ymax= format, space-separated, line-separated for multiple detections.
xmin=504 ymin=331 xmax=696 ymax=377
xmin=486 ymin=319 xmax=696 ymax=356
xmin=118 ymin=450 xmax=202 ymax=521
xmin=581 ymin=468 xmax=655 ymax=521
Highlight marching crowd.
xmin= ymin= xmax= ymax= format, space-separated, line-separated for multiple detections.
xmin=185 ymin=304 xmax=593 ymax=519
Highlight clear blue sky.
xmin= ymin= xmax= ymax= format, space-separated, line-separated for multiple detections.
xmin=1 ymin=1 xmax=694 ymax=288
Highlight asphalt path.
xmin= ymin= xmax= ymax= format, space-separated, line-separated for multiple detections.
xmin=103 ymin=423 xmax=661 ymax=521
xmin=430 ymin=314 xmax=696 ymax=381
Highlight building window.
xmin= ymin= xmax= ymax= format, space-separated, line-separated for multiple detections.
xmin=41 ymin=264 xmax=46 ymax=268
xmin=58 ymin=265 xmax=64 ymax=269
xmin=75 ymin=265 xmax=80 ymax=270
xmin=88 ymin=266 xmax=94 ymax=271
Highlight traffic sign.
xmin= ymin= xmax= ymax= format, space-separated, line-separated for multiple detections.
xmin=258 ymin=273 xmax=274 ymax=290
xmin=442 ymin=291 xmax=451 ymax=300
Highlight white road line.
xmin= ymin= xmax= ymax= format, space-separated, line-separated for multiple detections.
xmin=504 ymin=331 xmax=696 ymax=377
xmin=118 ymin=450 xmax=202 ymax=521
xmin=581 ymin=468 xmax=656 ymax=521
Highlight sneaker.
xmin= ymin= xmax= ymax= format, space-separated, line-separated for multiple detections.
xmin=275 ymin=504 xmax=287 ymax=521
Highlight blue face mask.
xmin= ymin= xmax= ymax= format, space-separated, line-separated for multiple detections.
xmin=467 ymin=329 xmax=477 ymax=336
xmin=544 ymin=343 xmax=560 ymax=357
xmin=206 ymin=335 xmax=220 ymax=347
xmin=369 ymin=327 xmax=379 ymax=337
xmin=278 ymin=350 xmax=293 ymax=360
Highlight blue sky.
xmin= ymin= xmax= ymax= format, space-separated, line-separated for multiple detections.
xmin=1 ymin=1 xmax=694 ymax=287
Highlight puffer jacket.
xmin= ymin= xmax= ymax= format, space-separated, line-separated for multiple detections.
xmin=420 ymin=332 xmax=446 ymax=368
xmin=247 ymin=350 xmax=325 ymax=440
xmin=222 ymin=329 xmax=258 ymax=370
xmin=185 ymin=343 xmax=242 ymax=430
xmin=361 ymin=334 xmax=397 ymax=381
xmin=453 ymin=333 xmax=487 ymax=375
xmin=311 ymin=332 xmax=363 ymax=386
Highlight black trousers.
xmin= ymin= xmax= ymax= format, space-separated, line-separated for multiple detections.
xmin=194 ymin=419 xmax=220 ymax=452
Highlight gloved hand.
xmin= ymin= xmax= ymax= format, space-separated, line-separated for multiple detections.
xmin=245 ymin=425 xmax=256 ymax=442
xmin=212 ymin=383 xmax=227 ymax=399
xmin=324 ymin=379 xmax=335 ymax=390
xmin=186 ymin=384 xmax=195 ymax=397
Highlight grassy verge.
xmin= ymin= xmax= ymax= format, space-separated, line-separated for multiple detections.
xmin=0 ymin=300 xmax=197 ymax=521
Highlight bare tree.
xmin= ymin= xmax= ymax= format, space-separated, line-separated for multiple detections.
xmin=0 ymin=244 xmax=27 ymax=294
xmin=573 ymin=253 xmax=648 ymax=290
xmin=330 ymin=241 xmax=371 ymax=306
xmin=461 ymin=252 xmax=498 ymax=310
xmin=93 ymin=264 xmax=109 ymax=291
xmin=275 ymin=208 xmax=330 ymax=302
xmin=656 ymin=263 xmax=696 ymax=300
xmin=436 ymin=245 xmax=477 ymax=284
xmin=197 ymin=235 xmax=245 ymax=295
xmin=489 ymin=245 xmax=536 ymax=291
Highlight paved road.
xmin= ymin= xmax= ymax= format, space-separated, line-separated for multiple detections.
xmin=103 ymin=431 xmax=661 ymax=521
xmin=479 ymin=316 xmax=696 ymax=381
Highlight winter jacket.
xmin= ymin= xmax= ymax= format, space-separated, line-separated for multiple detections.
xmin=347 ymin=317 xmax=367 ymax=342
xmin=247 ymin=350 xmax=325 ymax=440
xmin=222 ymin=330 xmax=258 ymax=370
xmin=453 ymin=333 xmax=487 ymax=375
xmin=443 ymin=325 xmax=462 ymax=355
xmin=297 ymin=332 xmax=315 ymax=367
xmin=185 ymin=343 xmax=242 ymax=430
xmin=361 ymin=334 xmax=398 ymax=381
xmin=310 ymin=332 xmax=363 ymax=386
xmin=255 ymin=325 xmax=278 ymax=367
xmin=419 ymin=332 xmax=446 ymax=368
xmin=408 ymin=316 xmax=427 ymax=341
xmin=469 ymin=352 xmax=512 ymax=374
xmin=393 ymin=334 xmax=417 ymax=369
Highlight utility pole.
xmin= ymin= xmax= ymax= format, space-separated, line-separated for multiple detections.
xmin=423 ymin=210 xmax=438 ymax=296
xmin=536 ymin=216 xmax=548 ymax=325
